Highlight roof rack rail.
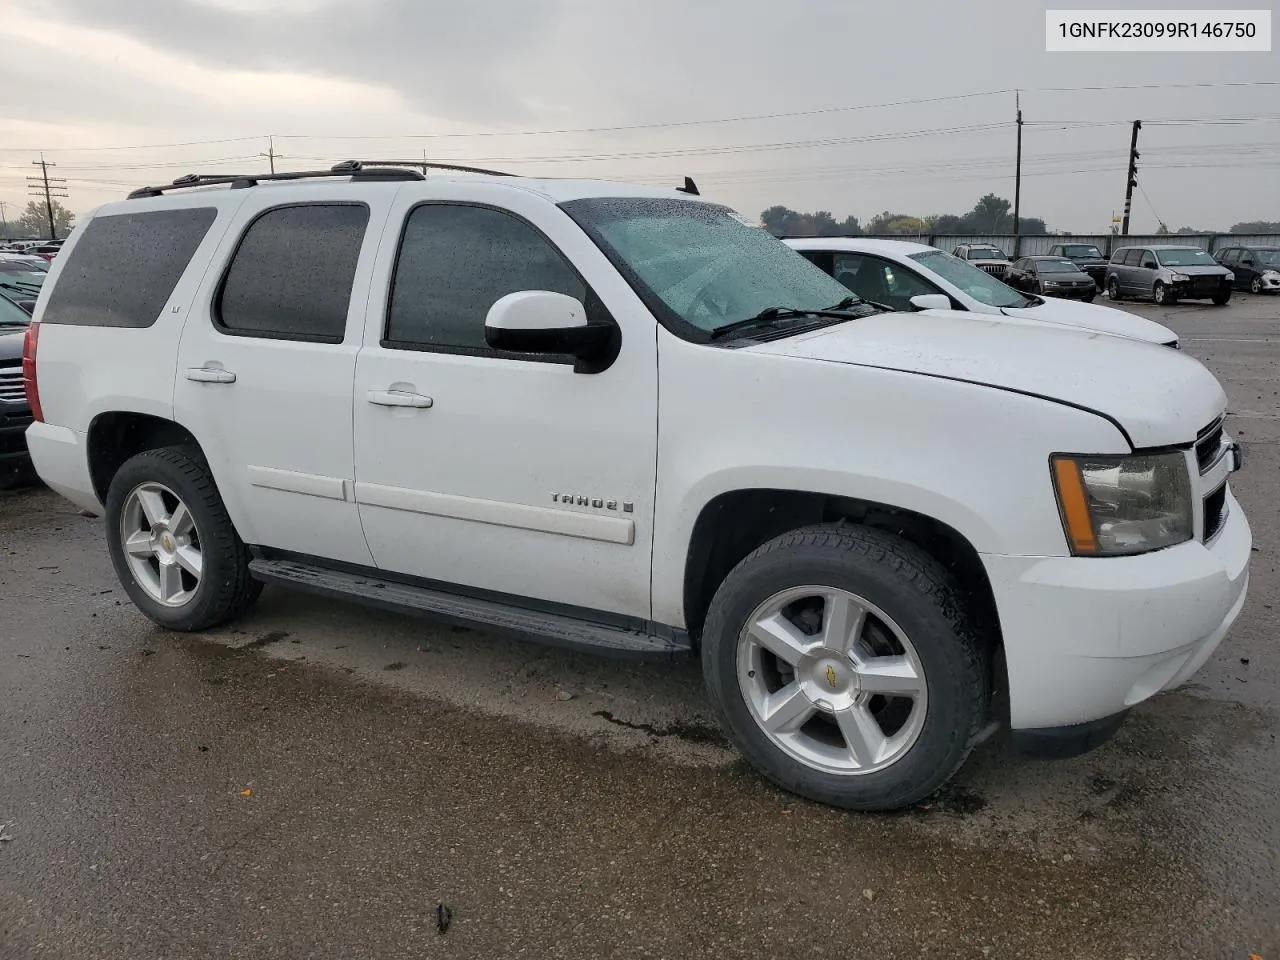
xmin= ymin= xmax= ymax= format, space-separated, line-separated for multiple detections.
xmin=127 ymin=161 xmax=430 ymax=199
xmin=350 ymin=159 xmax=516 ymax=177
xmin=127 ymin=159 xmax=518 ymax=198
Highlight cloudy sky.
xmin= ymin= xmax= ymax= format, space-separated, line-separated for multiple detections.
xmin=1 ymin=0 xmax=1276 ymax=233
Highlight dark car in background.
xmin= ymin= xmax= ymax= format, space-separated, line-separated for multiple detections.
xmin=1006 ymin=256 xmax=1097 ymax=301
xmin=1048 ymin=242 xmax=1109 ymax=288
xmin=0 ymin=292 xmax=34 ymax=488
xmin=1215 ymin=245 xmax=1280 ymax=295
xmin=0 ymin=256 xmax=48 ymax=313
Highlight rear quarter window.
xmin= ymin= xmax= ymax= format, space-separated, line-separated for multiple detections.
xmin=41 ymin=208 xmax=217 ymax=328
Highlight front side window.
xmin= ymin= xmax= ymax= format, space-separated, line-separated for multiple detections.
xmin=217 ymin=204 xmax=369 ymax=342
xmin=1155 ymin=248 xmax=1217 ymax=267
xmin=907 ymin=250 xmax=1032 ymax=308
xmin=41 ymin=208 xmax=217 ymax=328
xmin=1140 ymin=251 xmax=1158 ymax=269
xmin=831 ymin=253 xmax=940 ymax=311
xmin=386 ymin=204 xmax=585 ymax=352
xmin=563 ymin=197 xmax=860 ymax=338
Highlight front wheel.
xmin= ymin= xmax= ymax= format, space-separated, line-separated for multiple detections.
xmin=105 ymin=446 xmax=262 ymax=631
xmin=1154 ymin=281 xmax=1176 ymax=305
xmin=1212 ymin=289 xmax=1232 ymax=306
xmin=1082 ymin=291 xmax=1096 ymax=303
xmin=1250 ymin=276 xmax=1262 ymax=294
xmin=1107 ymin=277 xmax=1122 ymax=301
xmin=701 ymin=525 xmax=989 ymax=811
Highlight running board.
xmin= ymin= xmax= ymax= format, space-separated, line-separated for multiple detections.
xmin=248 ymin=557 xmax=692 ymax=660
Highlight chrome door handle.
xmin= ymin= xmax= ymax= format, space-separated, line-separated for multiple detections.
xmin=367 ymin=389 xmax=433 ymax=408
xmin=185 ymin=366 xmax=236 ymax=384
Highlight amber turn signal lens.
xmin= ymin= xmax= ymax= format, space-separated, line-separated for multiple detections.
xmin=1052 ymin=457 xmax=1098 ymax=554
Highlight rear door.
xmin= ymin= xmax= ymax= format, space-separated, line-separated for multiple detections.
xmin=173 ymin=183 xmax=398 ymax=563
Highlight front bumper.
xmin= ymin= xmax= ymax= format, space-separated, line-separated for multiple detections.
xmin=1170 ymin=278 xmax=1232 ymax=300
xmin=1256 ymin=274 xmax=1280 ymax=292
xmin=983 ymin=486 xmax=1251 ymax=732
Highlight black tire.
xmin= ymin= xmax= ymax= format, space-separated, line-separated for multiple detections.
xmin=701 ymin=524 xmax=990 ymax=811
xmin=1107 ymin=276 xmax=1122 ymax=301
xmin=105 ymin=446 xmax=262 ymax=631
xmin=1250 ymin=276 xmax=1262 ymax=295
xmin=1082 ymin=291 xmax=1096 ymax=303
xmin=1212 ymin=290 xmax=1231 ymax=306
xmin=1153 ymin=281 xmax=1175 ymax=305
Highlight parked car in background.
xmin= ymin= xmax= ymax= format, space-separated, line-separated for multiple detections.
xmin=0 ymin=255 xmax=48 ymax=313
xmin=1215 ymin=245 xmax=1280 ymax=295
xmin=1006 ymin=256 xmax=1097 ymax=301
xmin=1106 ymin=245 xmax=1233 ymax=305
xmin=1047 ymin=242 xmax=1109 ymax=288
xmin=28 ymin=243 xmax=62 ymax=263
xmin=785 ymin=238 xmax=1177 ymax=346
xmin=951 ymin=243 xmax=1012 ymax=279
xmin=0 ymin=290 xmax=34 ymax=488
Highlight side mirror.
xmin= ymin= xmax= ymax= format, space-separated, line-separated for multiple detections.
xmin=909 ymin=294 xmax=953 ymax=311
xmin=484 ymin=290 xmax=618 ymax=373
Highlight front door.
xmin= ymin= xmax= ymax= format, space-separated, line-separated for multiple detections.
xmin=351 ymin=190 xmax=658 ymax=620
xmin=174 ymin=183 xmax=399 ymax=564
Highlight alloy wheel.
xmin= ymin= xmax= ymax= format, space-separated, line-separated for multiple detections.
xmin=119 ymin=482 xmax=203 ymax=607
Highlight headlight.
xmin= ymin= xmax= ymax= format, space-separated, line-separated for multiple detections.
xmin=1263 ymin=270 xmax=1278 ymax=280
xmin=1170 ymin=273 xmax=1190 ymax=282
xmin=1051 ymin=452 xmax=1193 ymax=556
xmin=1225 ymin=272 xmax=1235 ymax=281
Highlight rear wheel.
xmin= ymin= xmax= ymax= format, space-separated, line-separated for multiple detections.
xmin=701 ymin=525 xmax=989 ymax=811
xmin=105 ymin=446 xmax=261 ymax=631
xmin=1107 ymin=276 xmax=1122 ymax=301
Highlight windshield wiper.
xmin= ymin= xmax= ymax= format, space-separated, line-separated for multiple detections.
xmin=709 ymin=298 xmax=876 ymax=341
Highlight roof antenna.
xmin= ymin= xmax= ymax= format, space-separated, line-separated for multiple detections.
xmin=676 ymin=176 xmax=699 ymax=196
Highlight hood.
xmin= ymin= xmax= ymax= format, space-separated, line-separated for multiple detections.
xmin=1169 ymin=264 xmax=1231 ymax=277
xmin=747 ymin=310 xmax=1223 ymax=447
xmin=1038 ymin=269 xmax=1093 ymax=283
xmin=999 ymin=298 xmax=1176 ymax=345
xmin=0 ymin=328 xmax=25 ymax=362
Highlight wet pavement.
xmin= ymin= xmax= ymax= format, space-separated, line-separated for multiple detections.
xmin=2 ymin=294 xmax=1278 ymax=959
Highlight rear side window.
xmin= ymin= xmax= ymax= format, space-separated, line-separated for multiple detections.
xmin=216 ymin=204 xmax=369 ymax=343
xmin=385 ymin=204 xmax=584 ymax=353
xmin=1110 ymin=249 xmax=1127 ymax=263
xmin=1218 ymin=249 xmax=1238 ymax=264
xmin=41 ymin=208 xmax=216 ymax=327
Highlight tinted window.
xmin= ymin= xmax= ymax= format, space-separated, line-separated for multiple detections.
xmin=41 ymin=208 xmax=216 ymax=327
xmin=832 ymin=253 xmax=940 ymax=311
xmin=217 ymin=204 xmax=368 ymax=342
xmin=1110 ymin=249 xmax=1128 ymax=264
xmin=1217 ymin=249 xmax=1238 ymax=264
xmin=1124 ymin=250 xmax=1145 ymax=266
xmin=387 ymin=204 xmax=584 ymax=351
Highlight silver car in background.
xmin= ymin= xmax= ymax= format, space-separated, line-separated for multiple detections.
xmin=1105 ymin=245 xmax=1234 ymax=306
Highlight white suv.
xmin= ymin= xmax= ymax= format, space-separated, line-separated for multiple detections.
xmin=22 ymin=163 xmax=1251 ymax=811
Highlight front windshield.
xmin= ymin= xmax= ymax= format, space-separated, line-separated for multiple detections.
xmin=1156 ymin=248 xmax=1216 ymax=267
xmin=1036 ymin=259 xmax=1080 ymax=274
xmin=909 ymin=250 xmax=1031 ymax=308
xmin=0 ymin=294 xmax=29 ymax=326
xmin=562 ymin=197 xmax=861 ymax=335
xmin=1254 ymin=250 xmax=1280 ymax=267
xmin=1062 ymin=245 xmax=1103 ymax=258
xmin=967 ymin=249 xmax=1002 ymax=260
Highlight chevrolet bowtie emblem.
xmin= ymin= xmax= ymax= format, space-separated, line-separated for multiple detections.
xmin=826 ymin=665 xmax=838 ymax=688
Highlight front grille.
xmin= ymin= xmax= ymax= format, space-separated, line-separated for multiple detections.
xmin=1204 ymin=482 xmax=1228 ymax=542
xmin=0 ymin=369 xmax=24 ymax=402
xmin=1190 ymin=278 xmax=1222 ymax=296
xmin=1195 ymin=417 xmax=1225 ymax=473
xmin=979 ymin=263 xmax=1006 ymax=276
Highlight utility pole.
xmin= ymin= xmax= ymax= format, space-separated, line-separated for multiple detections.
xmin=1012 ymin=91 xmax=1023 ymax=257
xmin=27 ymin=154 xmax=68 ymax=240
xmin=260 ymin=136 xmax=281 ymax=174
xmin=1121 ymin=120 xmax=1141 ymax=236
xmin=0 ymin=200 xmax=7 ymax=239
